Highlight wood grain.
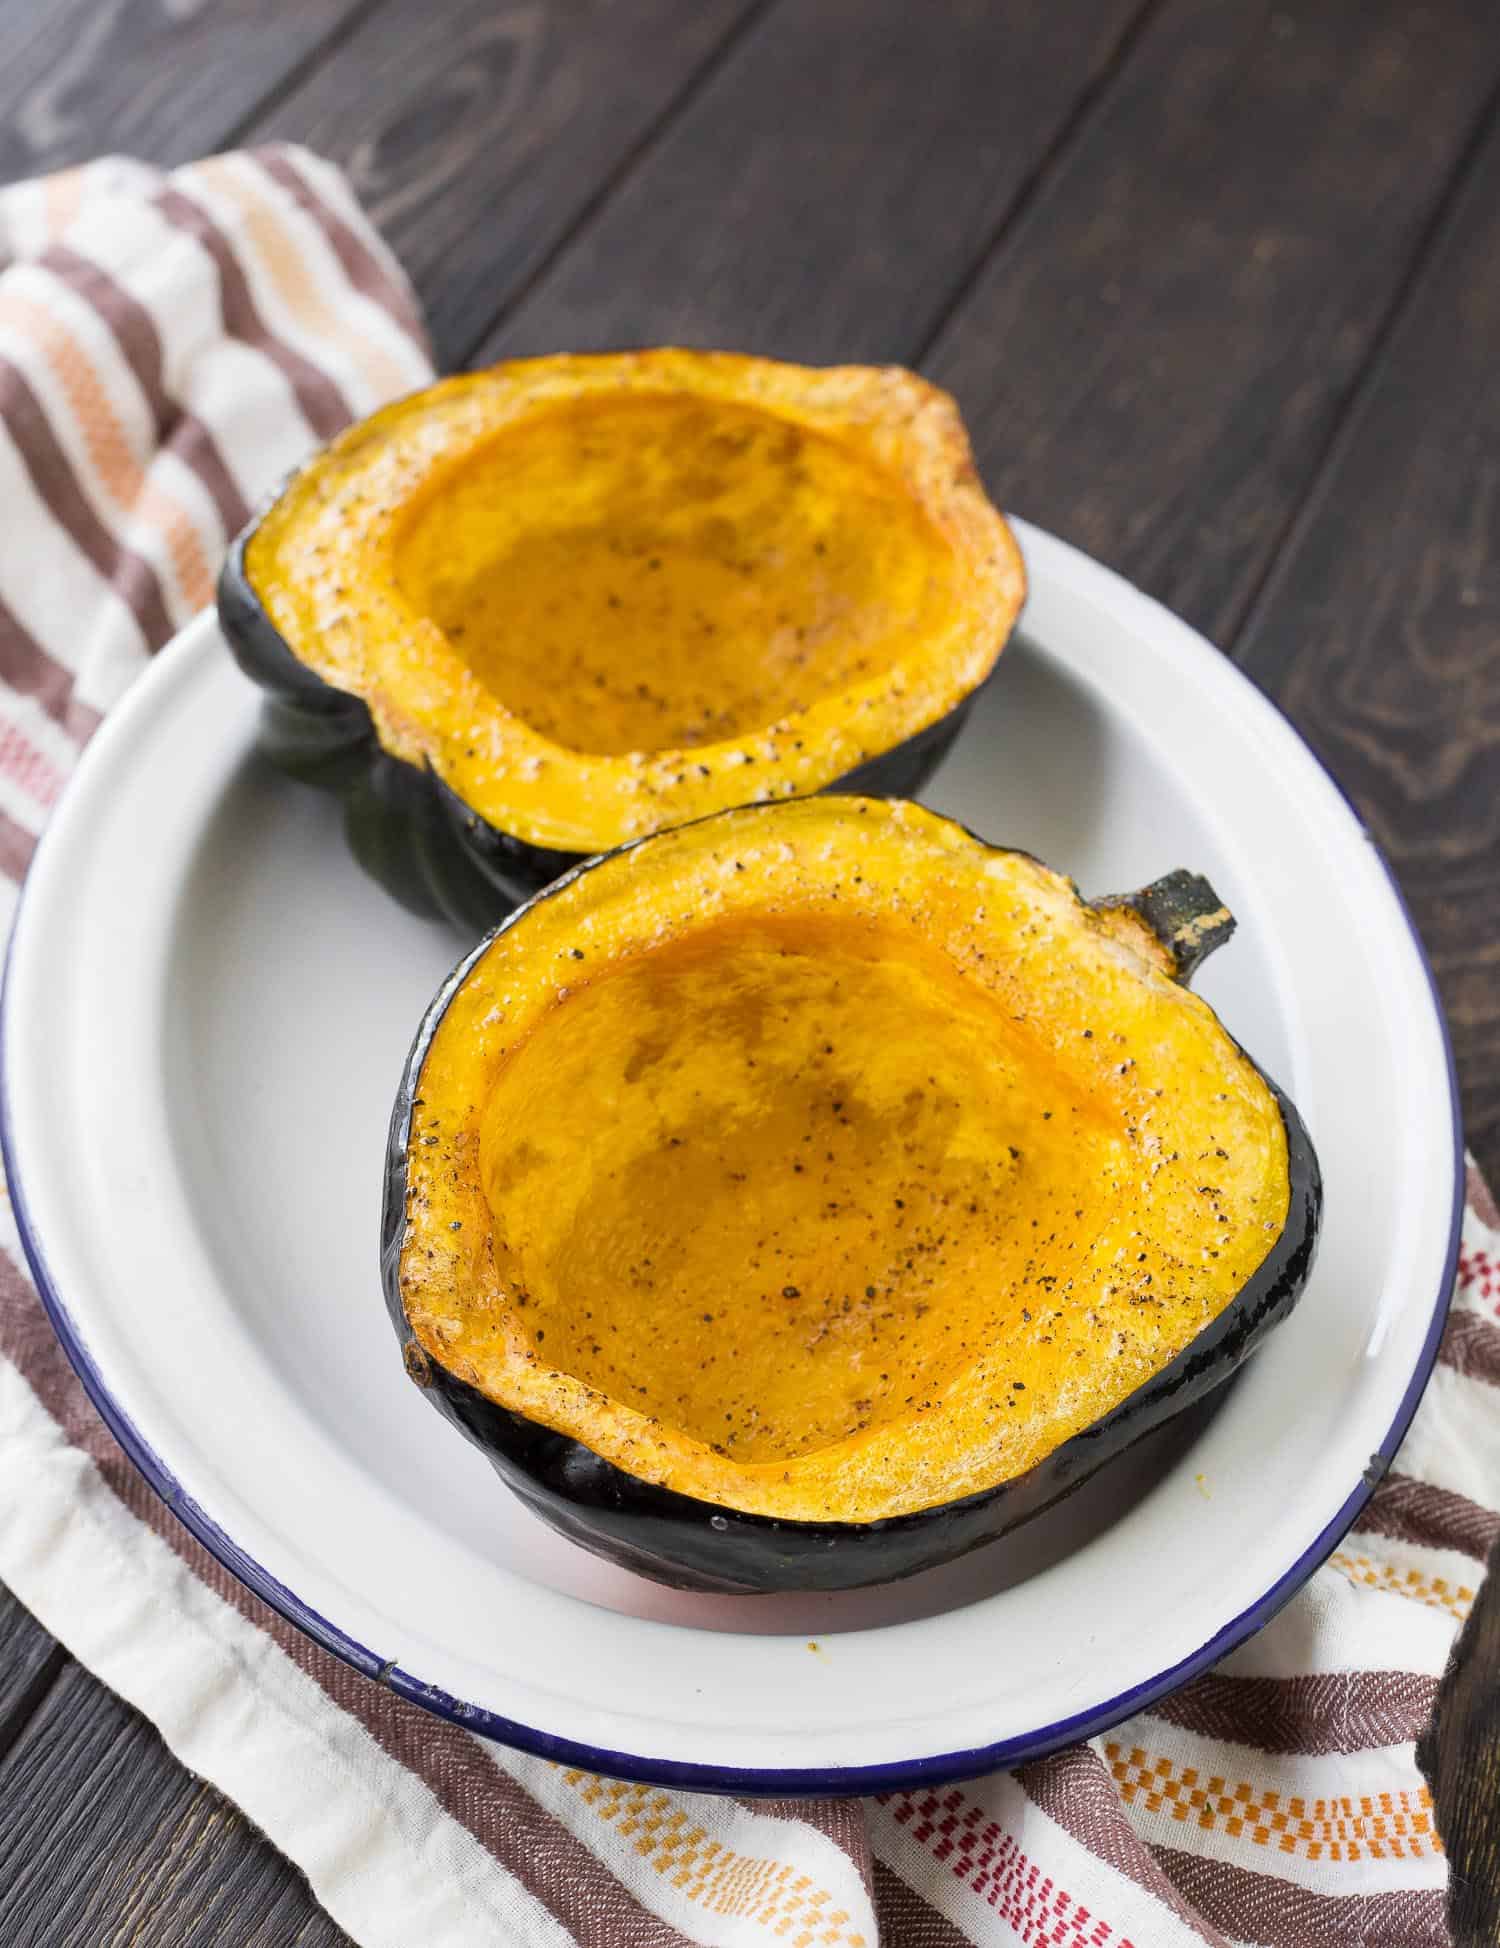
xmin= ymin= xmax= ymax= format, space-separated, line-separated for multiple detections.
xmin=1234 ymin=104 xmax=1500 ymax=1187
xmin=254 ymin=0 xmax=763 ymax=369
xmin=925 ymin=0 xmax=1500 ymax=648
xmin=0 ymin=1658 xmax=352 ymax=1946
xmin=0 ymin=0 xmax=372 ymax=180
xmin=477 ymin=0 xmax=1152 ymax=367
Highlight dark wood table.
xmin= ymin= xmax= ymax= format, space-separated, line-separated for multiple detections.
xmin=1 ymin=1 xmax=1498 ymax=1940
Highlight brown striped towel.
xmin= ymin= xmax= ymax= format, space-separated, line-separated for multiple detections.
xmin=0 ymin=145 xmax=1488 ymax=1947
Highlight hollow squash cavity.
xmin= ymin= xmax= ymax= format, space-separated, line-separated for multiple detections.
xmin=394 ymin=395 xmax=960 ymax=758
xmin=478 ymin=913 xmax=1117 ymax=1462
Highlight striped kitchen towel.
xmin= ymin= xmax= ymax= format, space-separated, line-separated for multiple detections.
xmin=0 ymin=145 xmax=1488 ymax=1947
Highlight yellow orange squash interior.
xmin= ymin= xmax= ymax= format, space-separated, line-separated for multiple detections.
xmin=400 ymin=799 xmax=1291 ymax=1523
xmin=244 ymin=352 xmax=1024 ymax=852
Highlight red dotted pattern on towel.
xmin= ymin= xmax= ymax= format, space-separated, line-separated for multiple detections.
xmin=877 ymin=1790 xmax=1130 ymax=1947
xmin=1459 ymin=1246 xmax=1497 ymax=1315
xmin=0 ymin=719 xmax=63 ymax=811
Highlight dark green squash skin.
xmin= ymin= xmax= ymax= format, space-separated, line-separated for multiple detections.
xmin=217 ymin=529 xmax=987 ymax=934
xmin=381 ymin=817 xmax=1323 ymax=1595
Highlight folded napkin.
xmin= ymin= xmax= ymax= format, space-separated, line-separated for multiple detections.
xmin=0 ymin=146 xmax=1491 ymax=1948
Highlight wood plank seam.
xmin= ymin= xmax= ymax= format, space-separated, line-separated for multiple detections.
xmin=218 ymin=0 xmax=394 ymax=161
xmin=911 ymin=0 xmax=1165 ymax=370
xmin=452 ymin=0 xmax=782 ymax=367
xmin=1224 ymin=72 xmax=1500 ymax=661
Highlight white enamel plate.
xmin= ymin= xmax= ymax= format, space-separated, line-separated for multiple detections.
xmin=2 ymin=523 xmax=1460 ymax=1792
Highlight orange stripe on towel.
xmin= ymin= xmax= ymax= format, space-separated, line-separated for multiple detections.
xmin=40 ymin=167 xmax=87 ymax=244
xmin=1104 ymin=1743 xmax=1441 ymax=1863
xmin=562 ymin=1773 xmax=870 ymax=1945
xmin=191 ymin=156 xmax=412 ymax=408
xmin=0 ymin=290 xmax=214 ymax=614
xmin=1331 ymin=1549 xmax=1475 ymax=1621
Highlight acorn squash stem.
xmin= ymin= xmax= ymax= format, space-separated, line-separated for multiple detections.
xmin=1093 ymin=869 xmax=1236 ymax=985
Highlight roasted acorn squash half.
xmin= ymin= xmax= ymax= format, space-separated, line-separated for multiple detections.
xmin=384 ymin=798 xmax=1321 ymax=1593
xmin=219 ymin=352 xmax=1025 ymax=929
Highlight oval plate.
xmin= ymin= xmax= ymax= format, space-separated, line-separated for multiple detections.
xmin=1 ymin=522 xmax=1461 ymax=1793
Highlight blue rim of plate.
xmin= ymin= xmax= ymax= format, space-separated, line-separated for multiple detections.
xmin=0 ymin=627 xmax=1465 ymax=1799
